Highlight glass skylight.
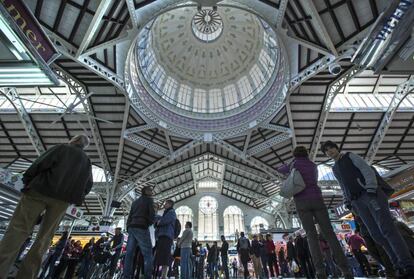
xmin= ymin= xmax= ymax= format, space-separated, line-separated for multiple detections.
xmin=330 ymin=93 xmax=414 ymax=112
xmin=198 ymin=180 xmax=219 ymax=189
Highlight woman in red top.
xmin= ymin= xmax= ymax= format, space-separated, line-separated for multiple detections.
xmin=265 ymin=234 xmax=279 ymax=277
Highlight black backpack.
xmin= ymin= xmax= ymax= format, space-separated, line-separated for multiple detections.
xmin=174 ymin=219 xmax=181 ymax=239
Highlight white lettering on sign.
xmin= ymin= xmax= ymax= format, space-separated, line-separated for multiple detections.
xmin=375 ymin=0 xmax=413 ymax=41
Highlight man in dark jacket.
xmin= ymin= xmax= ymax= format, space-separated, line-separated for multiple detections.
xmin=322 ymin=140 xmax=414 ymax=278
xmin=123 ymin=186 xmax=155 ymax=279
xmin=108 ymin=227 xmax=124 ymax=276
xmin=295 ymin=233 xmax=314 ymax=278
xmin=0 ymin=135 xmax=92 ymax=279
xmin=220 ymin=235 xmax=229 ymax=279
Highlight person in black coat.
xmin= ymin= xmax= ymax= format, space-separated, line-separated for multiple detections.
xmin=207 ymin=242 xmax=219 ymax=279
xmin=295 ymin=234 xmax=314 ymax=278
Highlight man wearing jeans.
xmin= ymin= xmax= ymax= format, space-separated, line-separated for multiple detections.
xmin=0 ymin=135 xmax=92 ymax=279
xmin=220 ymin=235 xmax=229 ymax=279
xmin=322 ymin=140 xmax=414 ymax=278
xmin=123 ymin=186 xmax=155 ymax=279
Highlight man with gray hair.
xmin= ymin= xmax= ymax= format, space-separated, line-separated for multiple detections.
xmin=0 ymin=135 xmax=93 ymax=279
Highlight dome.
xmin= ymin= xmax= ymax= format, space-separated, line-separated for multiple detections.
xmin=126 ymin=4 xmax=289 ymax=139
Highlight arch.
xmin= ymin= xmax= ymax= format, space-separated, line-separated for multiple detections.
xmin=223 ymin=205 xmax=244 ymax=238
xmin=198 ymin=196 xmax=218 ymax=240
xmin=176 ymin=206 xmax=193 ymax=235
xmin=250 ymin=216 xmax=269 ymax=234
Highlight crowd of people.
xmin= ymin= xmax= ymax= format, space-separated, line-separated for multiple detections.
xmin=1 ymin=133 xmax=414 ymax=279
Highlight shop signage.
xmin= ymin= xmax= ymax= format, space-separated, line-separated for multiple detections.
xmin=65 ymin=205 xmax=84 ymax=219
xmin=0 ymin=0 xmax=59 ymax=64
xmin=388 ymin=167 xmax=414 ymax=191
xmin=335 ymin=203 xmax=351 ymax=219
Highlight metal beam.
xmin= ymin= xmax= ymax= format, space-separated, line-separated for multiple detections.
xmin=290 ymin=47 xmax=356 ymax=91
xmin=124 ymin=123 xmax=157 ymax=135
xmin=104 ymin=101 xmax=130 ymax=216
xmin=300 ymin=0 xmax=338 ymax=56
xmin=260 ymin=123 xmax=291 ymax=134
xmin=214 ymin=139 xmax=281 ymax=180
xmin=153 ymin=181 xmax=194 ymax=201
xmin=116 ymin=139 xmax=203 ymax=200
xmin=286 ymin=33 xmax=332 ymax=56
xmin=53 ymin=67 xmax=113 ymax=181
xmin=222 ymin=181 xmax=268 ymax=200
xmin=124 ymin=133 xmax=170 ymax=157
xmin=126 ymin=0 xmax=138 ymax=28
xmin=45 ymin=29 xmax=125 ymax=90
xmin=247 ymin=133 xmax=292 ymax=156
xmin=366 ymin=76 xmax=414 ymax=163
xmin=0 ymin=88 xmax=46 ymax=155
xmin=76 ymin=0 xmax=112 ymax=57
xmin=309 ymin=65 xmax=363 ymax=161
xmin=243 ymin=130 xmax=252 ymax=154
xmin=276 ymin=0 xmax=289 ymax=28
xmin=285 ymin=100 xmax=297 ymax=148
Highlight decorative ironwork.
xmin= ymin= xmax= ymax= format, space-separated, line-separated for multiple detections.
xmin=192 ymin=9 xmax=223 ymax=42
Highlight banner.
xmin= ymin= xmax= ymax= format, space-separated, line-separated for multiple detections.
xmin=0 ymin=0 xmax=59 ymax=64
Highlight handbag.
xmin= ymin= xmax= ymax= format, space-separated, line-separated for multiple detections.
xmin=280 ymin=167 xmax=306 ymax=199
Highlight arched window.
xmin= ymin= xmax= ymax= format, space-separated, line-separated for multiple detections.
xmin=223 ymin=206 xmax=244 ymax=238
xmin=250 ymin=216 xmax=269 ymax=234
xmin=198 ymin=196 xmax=218 ymax=240
xmin=176 ymin=206 xmax=193 ymax=236
xmin=292 ymin=216 xmax=301 ymax=228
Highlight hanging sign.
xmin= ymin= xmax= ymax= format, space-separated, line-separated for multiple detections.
xmin=0 ymin=0 xmax=60 ymax=64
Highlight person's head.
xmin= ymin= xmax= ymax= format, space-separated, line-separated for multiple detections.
xmin=115 ymin=227 xmax=122 ymax=235
xmin=293 ymin=146 xmax=308 ymax=158
xmin=185 ymin=221 xmax=192 ymax=229
xmin=141 ymin=186 xmax=153 ymax=197
xmin=61 ymin=231 xmax=68 ymax=240
xmin=354 ymin=228 xmax=360 ymax=235
xmin=259 ymin=234 xmax=264 ymax=241
xmin=288 ymin=236 xmax=293 ymax=242
xmin=100 ymin=232 xmax=107 ymax=239
xmin=68 ymin=134 xmax=90 ymax=149
xmin=321 ymin=141 xmax=340 ymax=160
xmin=90 ymin=237 xmax=95 ymax=243
xmin=266 ymin=233 xmax=271 ymax=240
xmin=213 ymin=241 xmax=217 ymax=246
xmin=253 ymin=234 xmax=258 ymax=240
xmin=75 ymin=240 xmax=81 ymax=245
xmin=240 ymin=231 xmax=245 ymax=237
xmin=221 ymin=235 xmax=226 ymax=241
xmin=164 ymin=199 xmax=174 ymax=209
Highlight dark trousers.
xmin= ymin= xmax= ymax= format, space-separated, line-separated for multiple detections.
xmin=268 ymin=253 xmax=279 ymax=276
xmin=109 ymin=251 xmax=121 ymax=276
xmin=352 ymin=249 xmax=371 ymax=276
xmin=240 ymin=249 xmax=249 ymax=279
xmin=298 ymin=255 xmax=314 ymax=278
xmin=295 ymin=198 xmax=351 ymax=277
xmin=64 ymin=258 xmax=79 ymax=279
xmin=352 ymin=190 xmax=414 ymax=271
xmin=232 ymin=267 xmax=237 ymax=278
xmin=260 ymin=254 xmax=268 ymax=278
xmin=221 ymin=255 xmax=229 ymax=279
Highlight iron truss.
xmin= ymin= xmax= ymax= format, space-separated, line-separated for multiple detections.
xmin=366 ymin=76 xmax=414 ymax=163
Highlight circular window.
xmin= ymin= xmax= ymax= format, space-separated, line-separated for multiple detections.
xmin=199 ymin=196 xmax=218 ymax=214
xmin=192 ymin=9 xmax=223 ymax=42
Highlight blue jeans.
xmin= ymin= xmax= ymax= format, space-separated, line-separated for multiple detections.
xmin=352 ymin=190 xmax=414 ymax=271
xmin=123 ymin=228 xmax=153 ymax=279
xmin=180 ymin=247 xmax=192 ymax=279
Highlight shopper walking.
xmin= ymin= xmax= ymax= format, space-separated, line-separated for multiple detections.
xmin=0 ymin=135 xmax=93 ymax=279
xmin=265 ymin=233 xmax=279 ymax=278
xmin=77 ymin=237 xmax=95 ymax=279
xmin=39 ymin=231 xmax=69 ymax=278
xmin=220 ymin=235 xmax=230 ymax=279
xmin=155 ymin=199 xmax=177 ymax=279
xmin=207 ymin=242 xmax=219 ymax=279
xmin=322 ymin=140 xmax=414 ymax=277
xmin=123 ymin=186 xmax=155 ymax=279
xmin=258 ymin=234 xmax=269 ymax=279
xmin=108 ymin=227 xmax=125 ymax=277
xmin=231 ymin=258 xmax=238 ymax=278
xmin=251 ymin=234 xmax=263 ymax=279
xmin=278 ymin=146 xmax=353 ymax=279
xmin=348 ymin=229 xmax=371 ymax=276
xmin=236 ymin=232 xmax=251 ymax=279
xmin=178 ymin=221 xmax=193 ymax=279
